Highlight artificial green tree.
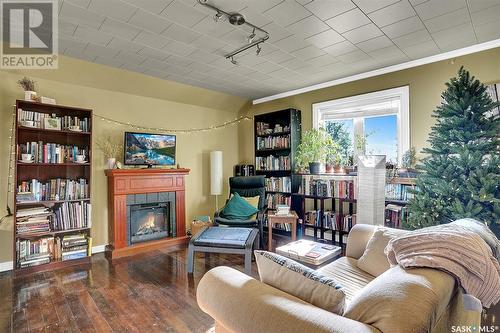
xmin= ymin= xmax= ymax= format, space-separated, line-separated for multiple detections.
xmin=406 ymin=67 xmax=499 ymax=235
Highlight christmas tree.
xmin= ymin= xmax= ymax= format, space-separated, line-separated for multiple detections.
xmin=406 ymin=67 xmax=499 ymax=235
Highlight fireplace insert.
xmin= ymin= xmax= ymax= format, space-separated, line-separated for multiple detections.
xmin=129 ymin=202 xmax=170 ymax=244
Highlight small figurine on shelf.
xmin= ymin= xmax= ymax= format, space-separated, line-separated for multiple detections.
xmin=17 ymin=77 xmax=37 ymax=101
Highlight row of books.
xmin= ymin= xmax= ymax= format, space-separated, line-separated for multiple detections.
xmin=16 ymin=178 xmax=89 ymax=202
xmin=17 ymin=109 xmax=91 ymax=131
xmin=303 ymin=210 xmax=357 ymax=232
xmin=300 ymin=178 xmax=357 ymax=199
xmin=266 ymin=193 xmax=291 ymax=210
xmin=16 ymin=207 xmax=52 ymax=234
xmin=265 ymin=176 xmax=291 ymax=193
xmin=53 ymin=201 xmax=92 ymax=230
xmin=256 ymin=155 xmax=291 ymax=171
xmin=385 ymin=204 xmax=409 ymax=228
xmin=385 ymin=183 xmax=415 ymax=201
xmin=256 ymin=135 xmax=290 ymax=150
xmin=256 ymin=122 xmax=290 ymax=136
xmin=18 ymin=141 xmax=88 ymax=164
xmin=16 ymin=233 xmax=90 ymax=268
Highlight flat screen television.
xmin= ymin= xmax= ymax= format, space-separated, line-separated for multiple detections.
xmin=124 ymin=132 xmax=176 ymax=166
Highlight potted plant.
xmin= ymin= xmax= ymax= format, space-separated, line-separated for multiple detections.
xmin=400 ymin=147 xmax=418 ymax=178
xmin=325 ymin=142 xmax=341 ymax=173
xmin=17 ymin=77 xmax=37 ymax=101
xmin=96 ymin=136 xmax=122 ymax=169
xmin=295 ymin=128 xmax=333 ymax=174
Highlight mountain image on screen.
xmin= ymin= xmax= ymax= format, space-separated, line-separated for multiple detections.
xmin=125 ymin=132 xmax=176 ymax=165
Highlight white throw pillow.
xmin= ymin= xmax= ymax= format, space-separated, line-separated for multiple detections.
xmin=357 ymin=228 xmax=408 ymax=277
xmin=254 ymin=250 xmax=346 ymax=315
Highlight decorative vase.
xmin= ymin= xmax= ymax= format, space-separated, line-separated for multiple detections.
xmin=24 ymin=91 xmax=36 ymax=101
xmin=309 ymin=162 xmax=324 ymax=175
xmin=107 ymin=158 xmax=116 ymax=169
xmin=325 ymin=164 xmax=334 ymax=173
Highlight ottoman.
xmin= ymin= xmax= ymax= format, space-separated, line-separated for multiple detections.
xmin=187 ymin=227 xmax=259 ymax=275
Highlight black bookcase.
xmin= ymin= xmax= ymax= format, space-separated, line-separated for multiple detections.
xmin=254 ymin=108 xmax=301 ymax=235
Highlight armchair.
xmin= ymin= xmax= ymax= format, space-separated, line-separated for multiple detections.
xmin=214 ymin=176 xmax=266 ymax=249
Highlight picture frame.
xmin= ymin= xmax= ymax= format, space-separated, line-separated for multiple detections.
xmin=43 ymin=117 xmax=61 ymax=130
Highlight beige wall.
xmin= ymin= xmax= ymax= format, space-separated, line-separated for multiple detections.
xmin=0 ymin=56 xmax=248 ymax=263
xmin=238 ymin=48 xmax=500 ymax=163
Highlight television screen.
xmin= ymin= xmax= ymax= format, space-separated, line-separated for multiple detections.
xmin=124 ymin=132 xmax=176 ymax=166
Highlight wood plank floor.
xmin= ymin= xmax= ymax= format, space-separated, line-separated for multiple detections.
xmin=0 ymin=245 xmax=259 ymax=333
xmin=1 ymin=243 xmax=498 ymax=332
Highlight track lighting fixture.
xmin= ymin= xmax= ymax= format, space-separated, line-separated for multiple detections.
xmin=256 ymin=44 xmax=262 ymax=56
xmin=196 ymin=0 xmax=270 ymax=61
xmin=247 ymin=28 xmax=256 ymax=43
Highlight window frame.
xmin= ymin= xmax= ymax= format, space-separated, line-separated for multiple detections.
xmin=312 ymin=86 xmax=410 ymax=164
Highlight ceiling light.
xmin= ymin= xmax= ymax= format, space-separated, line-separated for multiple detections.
xmin=228 ymin=13 xmax=245 ymax=25
xmin=213 ymin=11 xmax=223 ymax=22
xmin=256 ymin=44 xmax=262 ymax=56
xmin=247 ymin=29 xmax=256 ymax=43
xmin=230 ymin=57 xmax=238 ymax=65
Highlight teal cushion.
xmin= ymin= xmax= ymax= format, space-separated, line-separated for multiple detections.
xmin=221 ymin=193 xmax=259 ymax=220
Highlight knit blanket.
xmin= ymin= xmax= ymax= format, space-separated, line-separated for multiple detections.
xmin=386 ymin=226 xmax=500 ymax=308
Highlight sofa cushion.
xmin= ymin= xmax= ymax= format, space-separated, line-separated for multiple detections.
xmin=254 ymin=250 xmax=346 ymax=315
xmin=344 ymin=265 xmax=455 ymax=333
xmin=317 ymin=257 xmax=375 ymax=302
xmin=220 ymin=193 xmax=259 ymax=220
xmin=357 ymin=227 xmax=408 ymax=276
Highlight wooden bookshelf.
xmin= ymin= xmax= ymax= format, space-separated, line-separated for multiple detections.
xmin=13 ymin=100 xmax=92 ymax=276
xmin=254 ymin=109 xmax=301 ymax=235
xmin=385 ymin=176 xmax=418 ymax=229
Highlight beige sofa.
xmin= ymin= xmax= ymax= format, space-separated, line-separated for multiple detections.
xmin=197 ymin=224 xmax=483 ymax=333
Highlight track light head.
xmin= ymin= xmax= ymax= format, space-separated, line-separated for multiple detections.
xmin=230 ymin=56 xmax=238 ymax=65
xmin=256 ymin=44 xmax=262 ymax=56
xmin=213 ymin=11 xmax=223 ymax=22
xmin=247 ymin=28 xmax=256 ymax=43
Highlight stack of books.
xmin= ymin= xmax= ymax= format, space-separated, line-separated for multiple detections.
xmin=16 ymin=207 xmax=52 ymax=235
xmin=18 ymin=141 xmax=88 ymax=163
xmin=17 ymin=178 xmax=89 ymax=202
xmin=275 ymin=204 xmax=290 ymax=216
xmin=16 ymin=237 xmax=53 ymax=268
xmin=256 ymin=135 xmax=290 ymax=150
xmin=265 ymin=177 xmax=291 ymax=193
xmin=53 ymin=201 xmax=92 ymax=230
xmin=56 ymin=234 xmax=89 ymax=261
xmin=255 ymin=155 xmax=290 ymax=171
xmin=266 ymin=193 xmax=291 ymax=210
xmin=385 ymin=204 xmax=408 ymax=228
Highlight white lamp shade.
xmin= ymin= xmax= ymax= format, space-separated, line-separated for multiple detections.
xmin=210 ymin=151 xmax=223 ymax=195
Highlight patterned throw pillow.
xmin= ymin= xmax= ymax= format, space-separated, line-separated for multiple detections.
xmin=254 ymin=250 xmax=346 ymax=314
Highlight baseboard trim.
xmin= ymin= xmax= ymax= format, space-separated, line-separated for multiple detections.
xmin=0 ymin=261 xmax=13 ymax=273
xmin=0 ymin=244 xmax=109 ymax=273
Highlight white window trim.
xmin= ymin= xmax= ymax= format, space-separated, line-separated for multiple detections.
xmin=312 ymin=86 xmax=410 ymax=164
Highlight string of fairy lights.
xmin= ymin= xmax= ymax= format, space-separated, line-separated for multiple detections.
xmin=5 ymin=111 xmax=253 ymax=194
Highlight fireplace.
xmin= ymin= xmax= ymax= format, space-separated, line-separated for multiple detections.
xmin=129 ymin=203 xmax=170 ymax=244
xmin=126 ymin=191 xmax=176 ymax=246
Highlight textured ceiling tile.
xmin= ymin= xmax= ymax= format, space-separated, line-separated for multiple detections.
xmin=342 ymin=23 xmax=383 ymax=44
xmin=305 ymin=29 xmax=345 ymax=49
xmin=88 ymin=0 xmax=138 ymax=21
xmin=475 ymin=20 xmax=500 ymax=42
xmin=323 ymin=40 xmax=358 ymax=56
xmin=262 ymin=49 xmax=296 ymax=64
xmin=107 ymin=37 xmax=144 ymax=53
xmin=74 ymin=25 xmax=113 ymax=46
xmin=286 ymin=15 xmax=330 ymax=39
xmin=122 ymin=0 xmax=173 ymax=14
xmin=60 ymin=2 xmax=105 ymax=29
xmin=99 ymin=17 xmax=142 ymax=40
xmin=263 ymin=1 xmax=311 ymax=27
xmin=291 ymin=45 xmax=327 ymax=61
xmin=431 ymin=22 xmax=477 ymax=51
xmin=161 ymin=0 xmax=207 ymax=27
xmin=356 ymin=35 xmax=394 ymax=52
xmin=400 ymin=40 xmax=440 ymax=59
xmin=273 ymin=35 xmax=311 ymax=53
xmin=326 ymin=8 xmax=371 ymax=33
xmin=353 ymin=0 xmax=400 ymax=14
xmin=413 ymin=0 xmax=466 ymax=20
xmin=128 ymin=9 xmax=173 ymax=34
xmin=134 ymin=31 xmax=173 ymax=49
xmin=471 ymin=4 xmax=500 ymax=25
xmin=424 ymin=7 xmax=470 ymax=33
xmin=336 ymin=49 xmax=370 ymax=63
xmin=368 ymin=0 xmax=416 ymax=27
xmin=381 ymin=16 xmax=425 ymax=38
xmin=304 ymin=0 xmax=356 ymax=21
xmin=161 ymin=23 xmax=201 ymax=44
xmin=392 ymin=29 xmax=432 ymax=48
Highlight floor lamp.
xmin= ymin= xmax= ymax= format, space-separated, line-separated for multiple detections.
xmin=210 ymin=151 xmax=223 ymax=212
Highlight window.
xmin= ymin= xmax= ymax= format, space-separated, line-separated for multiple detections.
xmin=313 ymin=86 xmax=409 ymax=165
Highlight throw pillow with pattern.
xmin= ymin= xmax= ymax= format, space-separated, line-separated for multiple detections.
xmin=254 ymin=250 xmax=346 ymax=314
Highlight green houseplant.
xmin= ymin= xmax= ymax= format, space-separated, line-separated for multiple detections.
xmin=295 ymin=128 xmax=334 ymax=174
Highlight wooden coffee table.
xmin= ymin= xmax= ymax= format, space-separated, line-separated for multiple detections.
xmin=267 ymin=211 xmax=298 ymax=250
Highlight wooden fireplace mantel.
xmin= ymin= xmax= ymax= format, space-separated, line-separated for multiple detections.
xmin=105 ymin=168 xmax=190 ymax=259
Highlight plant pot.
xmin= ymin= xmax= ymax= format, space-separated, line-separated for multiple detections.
xmin=334 ymin=165 xmax=345 ymax=174
xmin=325 ymin=164 xmax=334 ymax=173
xmin=24 ymin=91 xmax=36 ymax=101
xmin=309 ymin=162 xmax=324 ymax=175
xmin=107 ymin=158 xmax=116 ymax=169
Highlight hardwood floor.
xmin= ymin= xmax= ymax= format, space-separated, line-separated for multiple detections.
xmin=0 ymin=245 xmax=258 ymax=333
xmin=1 ymin=242 xmax=498 ymax=332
